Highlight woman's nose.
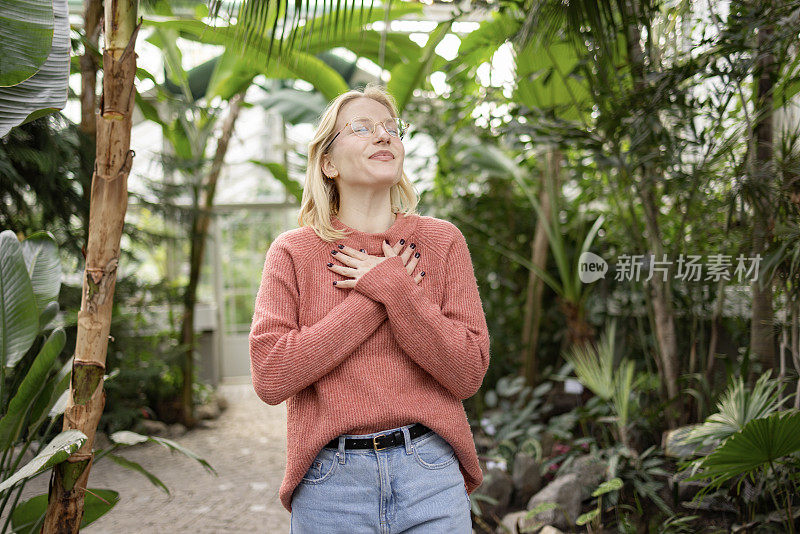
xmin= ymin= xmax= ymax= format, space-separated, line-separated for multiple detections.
xmin=374 ymin=123 xmax=392 ymax=141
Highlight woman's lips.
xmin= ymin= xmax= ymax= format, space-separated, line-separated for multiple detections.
xmin=370 ymin=154 xmax=394 ymax=161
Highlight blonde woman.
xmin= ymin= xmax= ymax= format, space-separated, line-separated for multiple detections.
xmin=250 ymin=82 xmax=490 ymax=533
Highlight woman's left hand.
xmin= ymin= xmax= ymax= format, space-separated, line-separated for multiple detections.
xmin=327 ymin=239 xmax=424 ymax=288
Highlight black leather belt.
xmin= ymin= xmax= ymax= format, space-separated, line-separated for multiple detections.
xmin=324 ymin=423 xmax=432 ymax=451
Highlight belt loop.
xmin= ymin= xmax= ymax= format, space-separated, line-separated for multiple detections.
xmin=338 ymin=435 xmax=346 ymax=464
xmin=401 ymin=425 xmax=413 ymax=455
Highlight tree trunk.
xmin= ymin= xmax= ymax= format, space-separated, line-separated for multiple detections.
xmin=179 ymin=93 xmax=244 ymax=427
xmin=623 ymin=8 xmax=682 ymax=426
xmin=522 ymin=148 xmax=561 ymax=386
xmin=749 ymin=22 xmax=777 ymax=377
xmin=77 ymin=0 xmax=103 ymax=249
xmin=42 ymin=1 xmax=139 ymax=531
xmin=639 ymin=180 xmax=682 ymax=425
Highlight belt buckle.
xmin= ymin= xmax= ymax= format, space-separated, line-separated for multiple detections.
xmin=373 ymin=434 xmax=389 ymax=451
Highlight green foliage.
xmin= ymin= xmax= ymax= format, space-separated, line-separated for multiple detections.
xmin=563 ymin=321 xmax=637 ymax=448
xmin=688 ymin=410 xmax=800 ymax=489
xmin=480 ymin=374 xmax=549 ymax=466
xmin=0 ymin=230 xmax=215 ymax=532
xmin=0 ymin=0 xmax=70 ymax=137
xmin=680 ymin=371 xmax=789 ymax=452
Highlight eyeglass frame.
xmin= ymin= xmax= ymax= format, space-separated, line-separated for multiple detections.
xmin=322 ymin=116 xmax=409 ymax=153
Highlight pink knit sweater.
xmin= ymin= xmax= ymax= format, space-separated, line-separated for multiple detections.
xmin=249 ymin=211 xmax=491 ymax=513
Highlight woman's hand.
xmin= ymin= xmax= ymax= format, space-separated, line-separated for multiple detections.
xmin=326 ymin=239 xmax=425 ymax=288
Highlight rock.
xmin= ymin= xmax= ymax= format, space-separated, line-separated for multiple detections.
xmin=538 ymin=432 xmax=556 ymax=458
xmin=527 ymin=473 xmax=582 ymax=530
xmin=215 ymin=392 xmax=229 ymax=412
xmin=196 ymin=401 xmax=221 ymax=420
xmin=511 ymin=452 xmax=542 ymax=508
xmin=496 ymin=510 xmax=528 ymax=534
xmin=670 ymin=468 xmax=706 ymax=502
xmin=662 ymin=425 xmax=714 ymax=458
xmin=136 ymin=419 xmax=168 ymax=436
xmin=166 ymin=423 xmax=187 ymax=438
xmin=539 ymin=527 xmax=565 ymax=534
xmin=557 ymin=454 xmax=606 ymax=499
xmin=474 ymin=467 xmax=514 ymax=524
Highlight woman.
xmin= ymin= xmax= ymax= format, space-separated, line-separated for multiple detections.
xmin=249 ymin=82 xmax=491 ymax=533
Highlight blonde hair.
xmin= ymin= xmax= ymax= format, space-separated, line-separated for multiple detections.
xmin=297 ymin=82 xmax=419 ymax=242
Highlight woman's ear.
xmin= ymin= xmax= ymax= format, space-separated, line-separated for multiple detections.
xmin=321 ymin=153 xmax=337 ymax=178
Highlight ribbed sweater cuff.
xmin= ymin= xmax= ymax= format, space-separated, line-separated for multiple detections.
xmin=353 ymin=255 xmax=412 ymax=300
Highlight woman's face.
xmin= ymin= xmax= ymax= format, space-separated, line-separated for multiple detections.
xmin=321 ymin=97 xmax=405 ymax=189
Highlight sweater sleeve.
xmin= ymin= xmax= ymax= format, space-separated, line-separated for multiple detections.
xmin=352 ymin=227 xmax=490 ymax=399
xmin=249 ymin=234 xmax=387 ymax=405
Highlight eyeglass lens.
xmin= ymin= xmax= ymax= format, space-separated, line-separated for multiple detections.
xmin=351 ymin=118 xmax=406 ymax=139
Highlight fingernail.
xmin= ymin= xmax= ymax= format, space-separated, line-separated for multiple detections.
xmin=331 ymin=250 xmax=337 ymax=255
xmin=333 ymin=281 xmax=337 ymax=285
xmin=337 ymin=244 xmax=344 ymax=249
xmin=327 ymin=262 xmax=333 ymax=267
xmin=414 ymin=252 xmax=420 ymax=258
xmin=421 ymin=271 xmax=425 ymax=276
xmin=385 ymin=239 xmax=390 ymax=244
xmin=360 ymin=249 xmax=366 ymax=253
xmin=399 ymin=239 xmax=405 ymax=245
xmin=410 ymin=243 xmax=416 ymax=249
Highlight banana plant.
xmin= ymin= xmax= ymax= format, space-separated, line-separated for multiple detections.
xmin=0 ymin=230 xmax=215 ymax=532
xmin=0 ymin=0 xmax=70 ymax=138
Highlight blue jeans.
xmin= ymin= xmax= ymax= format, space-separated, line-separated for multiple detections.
xmin=290 ymin=423 xmax=473 ymax=533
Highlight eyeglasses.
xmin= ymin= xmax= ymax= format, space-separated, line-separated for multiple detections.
xmin=323 ymin=117 xmax=410 ymax=153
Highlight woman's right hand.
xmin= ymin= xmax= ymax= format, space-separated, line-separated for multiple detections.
xmin=326 ymin=239 xmax=425 ymax=288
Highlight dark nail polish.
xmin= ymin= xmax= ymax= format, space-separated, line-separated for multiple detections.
xmin=360 ymin=249 xmax=366 ymax=253
xmin=421 ymin=271 xmax=425 ymax=276
xmin=414 ymin=252 xmax=420 ymax=258
xmin=385 ymin=239 xmax=390 ymax=244
xmin=333 ymin=281 xmax=337 ymax=285
xmin=337 ymin=244 xmax=344 ymax=249
xmin=399 ymin=239 xmax=405 ymax=245
xmin=327 ymin=262 xmax=333 ymax=267
xmin=331 ymin=250 xmax=337 ymax=255
xmin=410 ymin=243 xmax=416 ymax=249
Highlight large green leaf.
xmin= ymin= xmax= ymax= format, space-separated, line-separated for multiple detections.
xmin=0 ymin=429 xmax=86 ymax=493
xmin=256 ymin=87 xmax=327 ymax=124
xmin=11 ymin=488 xmax=119 ymax=533
xmin=110 ymin=430 xmax=217 ymax=475
xmin=389 ymin=20 xmax=452 ymax=113
xmin=26 ymin=354 xmax=72 ymax=436
xmin=250 ymin=160 xmax=302 ymax=203
xmin=689 ymin=410 xmax=800 ymax=487
xmin=0 ymin=0 xmax=53 ymax=85
xmin=207 ymin=47 xmax=348 ymax=102
xmin=0 ymin=327 xmax=65 ymax=449
xmin=0 ymin=230 xmax=39 ymax=368
xmin=20 ymin=231 xmax=60 ymax=317
xmin=681 ymin=371 xmax=785 ymax=451
xmin=514 ymin=36 xmax=593 ymax=122
xmin=443 ymin=11 xmax=521 ymax=97
xmin=0 ymin=0 xmax=69 ymax=138
xmin=106 ymin=453 xmax=170 ymax=494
